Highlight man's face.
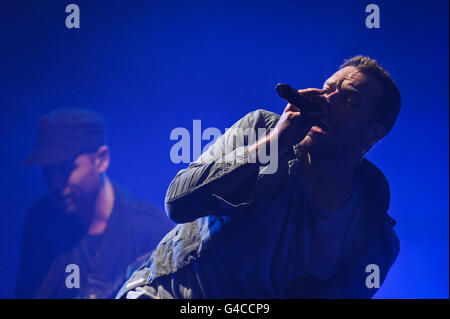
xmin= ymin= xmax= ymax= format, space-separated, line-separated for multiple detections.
xmin=301 ymin=66 xmax=383 ymax=155
xmin=42 ymin=153 xmax=101 ymax=214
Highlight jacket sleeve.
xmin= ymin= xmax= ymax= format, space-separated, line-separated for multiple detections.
xmin=165 ymin=109 xmax=275 ymax=224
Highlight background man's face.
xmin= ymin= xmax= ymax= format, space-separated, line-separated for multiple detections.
xmin=302 ymin=66 xmax=383 ymax=155
xmin=42 ymin=153 xmax=100 ymax=214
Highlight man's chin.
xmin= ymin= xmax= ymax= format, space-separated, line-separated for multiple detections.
xmin=300 ymin=133 xmax=334 ymax=153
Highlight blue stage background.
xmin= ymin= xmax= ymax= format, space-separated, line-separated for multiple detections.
xmin=1 ymin=0 xmax=448 ymax=298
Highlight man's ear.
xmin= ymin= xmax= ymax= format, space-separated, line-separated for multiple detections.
xmin=94 ymin=145 xmax=110 ymax=174
xmin=365 ymin=124 xmax=387 ymax=151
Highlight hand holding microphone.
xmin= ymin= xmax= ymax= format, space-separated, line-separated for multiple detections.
xmin=269 ymin=83 xmax=330 ymax=150
xmin=276 ymin=83 xmax=329 ymax=114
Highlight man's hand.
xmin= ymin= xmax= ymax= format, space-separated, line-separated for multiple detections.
xmin=249 ymin=88 xmax=328 ymax=160
xmin=272 ymin=88 xmax=329 ymax=150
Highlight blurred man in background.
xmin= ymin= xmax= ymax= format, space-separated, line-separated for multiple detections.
xmin=15 ymin=109 xmax=173 ymax=298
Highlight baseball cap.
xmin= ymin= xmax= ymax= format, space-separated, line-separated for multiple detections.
xmin=23 ymin=108 xmax=106 ymax=166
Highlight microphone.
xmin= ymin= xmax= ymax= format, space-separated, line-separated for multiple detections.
xmin=275 ymin=83 xmax=323 ymax=113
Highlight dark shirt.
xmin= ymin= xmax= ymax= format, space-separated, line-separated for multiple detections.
xmin=14 ymin=183 xmax=174 ymax=299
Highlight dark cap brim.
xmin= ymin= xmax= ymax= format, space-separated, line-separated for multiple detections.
xmin=22 ymin=146 xmax=81 ymax=166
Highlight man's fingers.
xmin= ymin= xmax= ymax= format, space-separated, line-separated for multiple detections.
xmin=297 ymin=88 xmax=326 ymax=96
xmin=283 ymin=87 xmax=329 ymax=120
xmin=285 ymin=103 xmax=301 ymax=113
